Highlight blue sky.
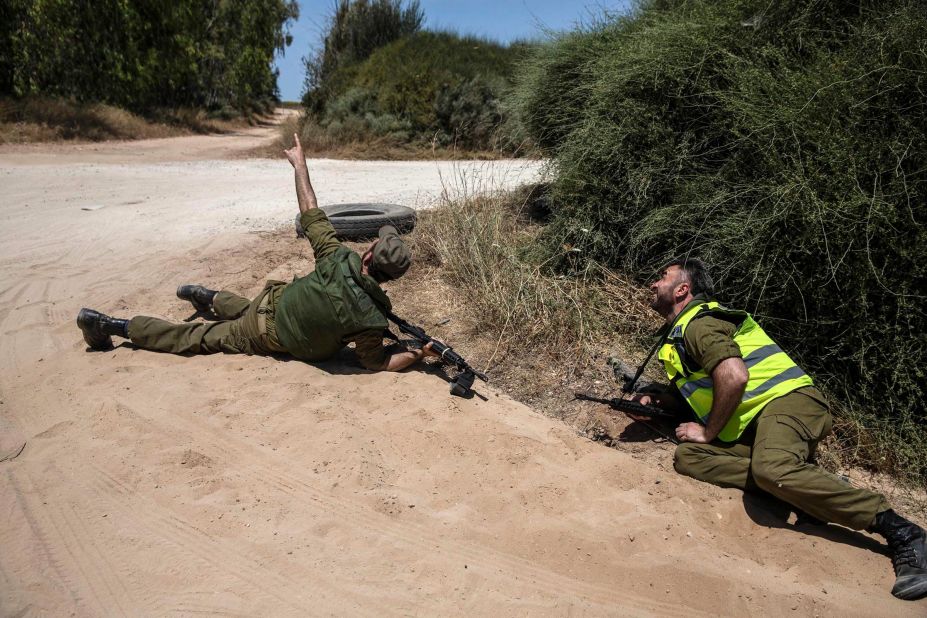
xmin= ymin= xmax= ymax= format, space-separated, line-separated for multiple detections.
xmin=274 ymin=0 xmax=632 ymax=101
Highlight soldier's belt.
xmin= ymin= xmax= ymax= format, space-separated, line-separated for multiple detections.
xmin=256 ymin=288 xmax=287 ymax=353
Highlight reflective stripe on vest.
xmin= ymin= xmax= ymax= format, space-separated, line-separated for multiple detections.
xmin=658 ymin=301 xmax=814 ymax=441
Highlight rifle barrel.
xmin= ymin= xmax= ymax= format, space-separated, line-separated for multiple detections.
xmin=574 ymin=392 xmax=611 ymax=405
xmin=574 ymin=392 xmax=676 ymax=421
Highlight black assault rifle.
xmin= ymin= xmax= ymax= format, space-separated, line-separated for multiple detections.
xmin=573 ymin=393 xmax=679 ymax=421
xmin=386 ymin=311 xmax=487 ymax=398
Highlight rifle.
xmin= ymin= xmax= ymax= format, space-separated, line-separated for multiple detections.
xmin=386 ymin=311 xmax=487 ymax=398
xmin=573 ymin=393 xmax=679 ymax=421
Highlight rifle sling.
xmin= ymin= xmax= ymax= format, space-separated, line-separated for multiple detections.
xmin=624 ymin=305 xmax=693 ymax=393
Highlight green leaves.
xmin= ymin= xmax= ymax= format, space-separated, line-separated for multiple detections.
xmin=3 ymin=0 xmax=299 ymax=112
xmin=300 ymin=1 xmax=522 ymax=151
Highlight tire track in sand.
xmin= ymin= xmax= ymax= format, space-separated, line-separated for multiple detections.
xmin=88 ymin=464 xmax=370 ymax=616
xmin=10 ymin=459 xmax=359 ymax=616
xmin=4 ymin=468 xmax=123 ymax=616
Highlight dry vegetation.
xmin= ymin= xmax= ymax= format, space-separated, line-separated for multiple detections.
xmin=249 ymin=112 xmax=524 ymax=160
xmin=396 ymin=177 xmax=667 ymax=428
xmin=0 ymin=97 xmax=269 ymax=144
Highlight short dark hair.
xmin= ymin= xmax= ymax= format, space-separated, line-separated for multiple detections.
xmin=665 ymin=257 xmax=714 ymax=297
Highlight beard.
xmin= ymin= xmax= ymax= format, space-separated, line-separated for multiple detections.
xmin=649 ymin=289 xmax=674 ymax=317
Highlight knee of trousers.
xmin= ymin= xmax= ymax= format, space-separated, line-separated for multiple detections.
xmin=673 ymin=443 xmax=704 ymax=479
xmin=750 ymin=450 xmax=802 ymax=493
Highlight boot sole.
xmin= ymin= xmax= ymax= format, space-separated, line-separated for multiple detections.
xmin=892 ymin=574 xmax=927 ymax=600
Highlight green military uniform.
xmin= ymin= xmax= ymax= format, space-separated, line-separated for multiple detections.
xmin=669 ymin=300 xmax=888 ymax=530
xmin=128 ymin=210 xmax=390 ymax=369
xmin=129 ymin=284 xmax=287 ymax=355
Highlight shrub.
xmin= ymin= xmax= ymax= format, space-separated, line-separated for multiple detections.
xmin=348 ymin=32 xmax=515 ymax=141
xmin=301 ymin=0 xmax=530 ymax=154
xmin=510 ymin=0 xmax=927 ymax=484
xmin=303 ymin=0 xmax=424 ymax=114
xmin=433 ymin=76 xmax=506 ymax=149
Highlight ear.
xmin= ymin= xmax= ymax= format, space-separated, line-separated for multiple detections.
xmin=361 ymin=250 xmax=372 ymax=266
xmin=675 ymin=280 xmax=691 ymax=300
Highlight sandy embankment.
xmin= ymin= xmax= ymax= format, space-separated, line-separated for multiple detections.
xmin=0 ymin=124 xmax=921 ymax=616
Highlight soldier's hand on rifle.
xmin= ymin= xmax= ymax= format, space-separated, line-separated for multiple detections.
xmin=420 ymin=341 xmax=441 ymax=359
xmin=626 ymin=393 xmax=654 ymax=421
xmin=284 ymin=133 xmax=306 ymax=169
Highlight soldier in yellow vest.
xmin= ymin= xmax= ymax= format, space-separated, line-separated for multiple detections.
xmin=633 ymin=257 xmax=926 ymax=601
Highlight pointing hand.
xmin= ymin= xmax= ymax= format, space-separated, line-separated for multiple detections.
xmin=283 ymin=133 xmax=305 ymax=169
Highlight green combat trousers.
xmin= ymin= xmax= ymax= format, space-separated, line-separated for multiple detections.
xmin=127 ymin=282 xmax=287 ymax=356
xmin=673 ymin=390 xmax=888 ymax=530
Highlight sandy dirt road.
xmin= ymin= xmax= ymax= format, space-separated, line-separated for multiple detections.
xmin=0 ymin=122 xmax=921 ymax=616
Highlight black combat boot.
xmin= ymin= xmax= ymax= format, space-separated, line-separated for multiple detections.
xmin=870 ymin=509 xmax=927 ymax=600
xmin=77 ymin=308 xmax=129 ymax=351
xmin=176 ymin=284 xmax=217 ymax=312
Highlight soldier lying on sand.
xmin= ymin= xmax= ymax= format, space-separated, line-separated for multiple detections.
xmin=77 ymin=134 xmax=438 ymax=371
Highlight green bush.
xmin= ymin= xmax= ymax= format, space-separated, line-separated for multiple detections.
xmin=321 ymin=87 xmax=414 ymax=142
xmin=303 ymin=0 xmax=424 ymax=114
xmin=344 ymin=32 xmax=515 ymax=144
xmin=511 ymin=0 xmax=927 ymax=483
xmin=301 ymin=0 xmax=530 ymax=153
xmin=433 ymin=76 xmax=506 ymax=149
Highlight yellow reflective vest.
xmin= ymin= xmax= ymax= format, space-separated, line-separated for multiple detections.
xmin=658 ymin=300 xmax=814 ymax=442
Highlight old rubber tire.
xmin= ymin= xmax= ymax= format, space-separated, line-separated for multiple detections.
xmin=295 ymin=203 xmax=416 ymax=240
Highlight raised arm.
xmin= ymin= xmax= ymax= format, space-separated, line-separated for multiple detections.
xmin=283 ymin=133 xmax=318 ymax=213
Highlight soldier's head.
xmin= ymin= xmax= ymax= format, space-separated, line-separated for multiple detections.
xmin=361 ymin=225 xmax=411 ymax=283
xmin=650 ymin=257 xmax=713 ymax=320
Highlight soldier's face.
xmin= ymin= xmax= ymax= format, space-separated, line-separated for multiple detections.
xmin=649 ymin=265 xmax=687 ymax=316
xmin=362 ymin=240 xmax=391 ymax=282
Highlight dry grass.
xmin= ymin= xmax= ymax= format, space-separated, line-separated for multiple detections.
xmin=411 ymin=178 xmax=658 ymax=374
xmin=0 ymin=97 xmax=259 ymax=144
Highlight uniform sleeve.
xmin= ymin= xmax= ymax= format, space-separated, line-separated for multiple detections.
xmin=300 ymin=209 xmax=341 ymax=261
xmin=352 ymin=330 xmax=388 ymax=370
xmin=683 ymin=316 xmax=741 ymax=374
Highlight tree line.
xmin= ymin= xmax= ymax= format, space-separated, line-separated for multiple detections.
xmin=1 ymin=0 xmax=298 ymax=113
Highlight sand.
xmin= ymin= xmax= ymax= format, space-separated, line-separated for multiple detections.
xmin=0 ymin=118 xmax=921 ymax=616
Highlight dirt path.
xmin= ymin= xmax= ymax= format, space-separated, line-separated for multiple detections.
xmin=0 ymin=108 xmax=298 ymax=164
xmin=0 ymin=119 xmax=920 ymax=616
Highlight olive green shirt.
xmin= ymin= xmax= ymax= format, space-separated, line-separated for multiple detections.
xmin=273 ymin=210 xmax=389 ymax=369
